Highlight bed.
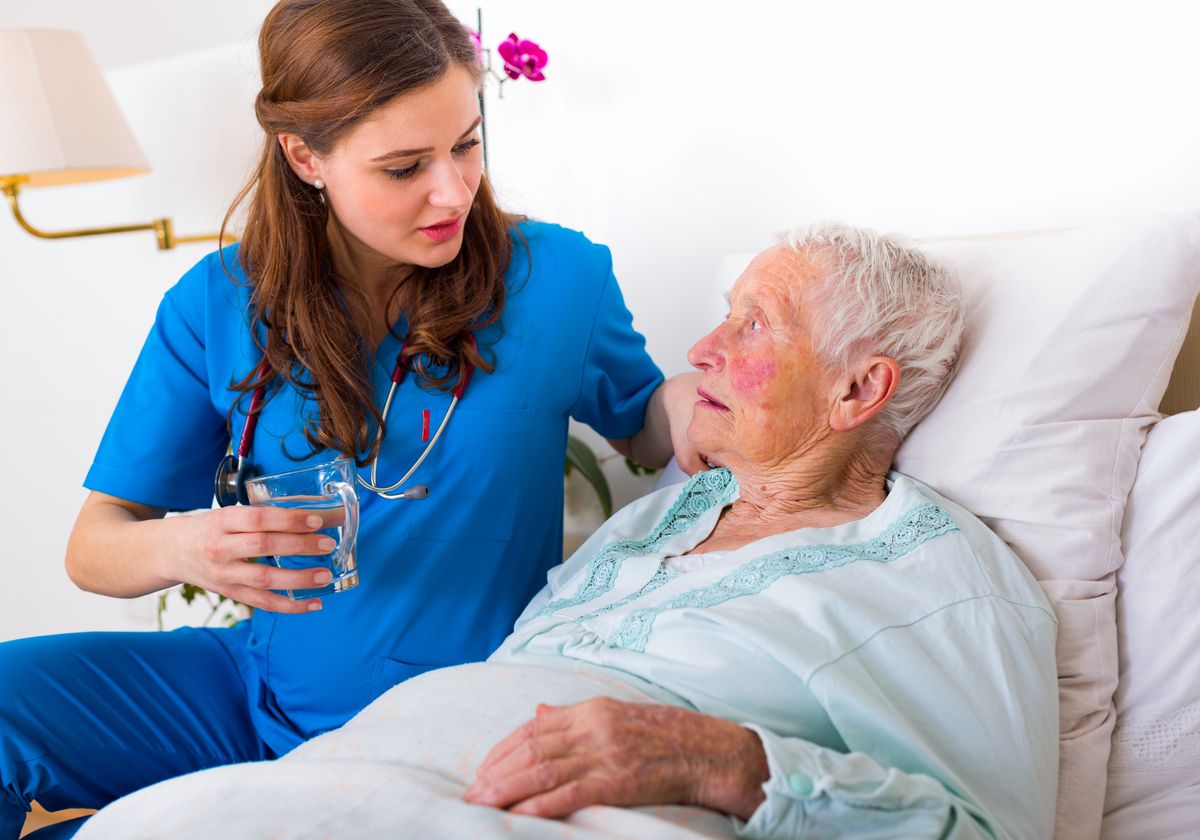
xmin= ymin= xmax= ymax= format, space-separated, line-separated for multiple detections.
xmin=60 ymin=211 xmax=1200 ymax=840
xmin=918 ymin=217 xmax=1199 ymax=840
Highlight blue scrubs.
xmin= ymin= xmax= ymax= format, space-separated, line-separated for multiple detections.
xmin=0 ymin=221 xmax=662 ymax=836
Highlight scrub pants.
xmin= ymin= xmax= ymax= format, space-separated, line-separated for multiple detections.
xmin=0 ymin=625 xmax=277 ymax=840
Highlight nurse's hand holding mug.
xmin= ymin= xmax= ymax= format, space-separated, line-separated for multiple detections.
xmin=67 ymin=473 xmax=357 ymax=615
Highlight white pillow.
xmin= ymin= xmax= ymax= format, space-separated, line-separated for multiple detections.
xmin=896 ymin=213 xmax=1200 ymax=840
xmin=1101 ymin=410 xmax=1200 ymax=840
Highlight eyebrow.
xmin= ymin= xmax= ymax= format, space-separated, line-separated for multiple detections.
xmin=724 ymin=291 xmax=765 ymax=309
xmin=369 ymin=117 xmax=482 ymax=162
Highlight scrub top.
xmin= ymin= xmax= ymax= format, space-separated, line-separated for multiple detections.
xmin=84 ymin=220 xmax=664 ymax=752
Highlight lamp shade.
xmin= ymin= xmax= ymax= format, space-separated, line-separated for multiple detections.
xmin=0 ymin=28 xmax=149 ymax=188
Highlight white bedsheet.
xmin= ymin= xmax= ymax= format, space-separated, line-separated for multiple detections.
xmin=76 ymin=662 xmax=739 ymax=839
xmin=1100 ymin=772 xmax=1200 ymax=840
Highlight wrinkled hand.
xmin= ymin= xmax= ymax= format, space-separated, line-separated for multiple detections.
xmin=463 ymin=697 xmax=768 ymax=821
xmin=174 ymin=505 xmax=338 ymax=614
xmin=661 ymin=371 xmax=709 ymax=475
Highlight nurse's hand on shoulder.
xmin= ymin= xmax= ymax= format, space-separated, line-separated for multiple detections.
xmin=660 ymin=371 xmax=708 ymax=475
xmin=610 ymin=372 xmax=709 ymax=476
xmin=176 ymin=506 xmax=335 ymax=614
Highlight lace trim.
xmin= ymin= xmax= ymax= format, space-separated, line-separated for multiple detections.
xmin=579 ymin=564 xmax=682 ymax=621
xmin=607 ymin=502 xmax=959 ymax=652
xmin=535 ymin=468 xmax=737 ymax=617
xmin=1109 ymin=701 xmax=1200 ymax=774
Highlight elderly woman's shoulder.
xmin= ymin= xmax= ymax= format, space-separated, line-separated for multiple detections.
xmin=888 ymin=471 xmax=1055 ymax=619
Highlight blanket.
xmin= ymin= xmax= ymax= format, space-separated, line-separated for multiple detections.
xmin=76 ymin=662 xmax=738 ymax=839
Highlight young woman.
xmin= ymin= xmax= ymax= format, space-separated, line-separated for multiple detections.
xmin=0 ymin=1 xmax=694 ymax=836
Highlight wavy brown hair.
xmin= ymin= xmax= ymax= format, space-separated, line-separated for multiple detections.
xmin=221 ymin=0 xmax=518 ymax=466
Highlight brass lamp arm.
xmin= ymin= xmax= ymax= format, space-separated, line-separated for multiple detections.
xmin=1 ymin=180 xmax=228 ymax=250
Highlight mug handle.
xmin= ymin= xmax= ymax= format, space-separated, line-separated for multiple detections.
xmin=327 ymin=480 xmax=359 ymax=573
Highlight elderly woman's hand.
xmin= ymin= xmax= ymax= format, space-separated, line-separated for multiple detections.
xmin=463 ymin=697 xmax=769 ymax=820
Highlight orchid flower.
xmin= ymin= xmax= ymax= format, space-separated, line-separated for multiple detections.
xmin=497 ymin=33 xmax=548 ymax=82
xmin=465 ymin=28 xmax=484 ymax=68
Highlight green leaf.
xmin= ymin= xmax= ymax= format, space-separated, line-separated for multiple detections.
xmin=565 ymin=435 xmax=612 ymax=519
xmin=156 ymin=584 xmax=250 ymax=631
xmin=180 ymin=583 xmax=203 ymax=605
xmin=624 ymin=457 xmax=659 ymax=477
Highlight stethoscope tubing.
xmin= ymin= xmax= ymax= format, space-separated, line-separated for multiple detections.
xmin=359 ymin=387 xmax=458 ymax=497
xmin=237 ymin=359 xmax=272 ymax=469
xmin=223 ymin=335 xmax=475 ymax=504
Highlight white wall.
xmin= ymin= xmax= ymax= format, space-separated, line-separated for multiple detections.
xmin=0 ymin=43 xmax=263 ymax=639
xmin=463 ymin=0 xmax=1200 ymax=374
xmin=0 ymin=0 xmax=275 ymax=70
xmin=2 ymin=0 xmax=1198 ymax=641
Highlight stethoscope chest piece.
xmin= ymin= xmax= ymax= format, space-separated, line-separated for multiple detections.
xmin=214 ymin=453 xmax=257 ymax=507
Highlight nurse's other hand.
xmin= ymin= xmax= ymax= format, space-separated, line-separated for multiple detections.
xmin=662 ymin=372 xmax=708 ymax=475
xmin=464 ymin=697 xmax=769 ymax=821
xmin=176 ymin=506 xmax=335 ymax=614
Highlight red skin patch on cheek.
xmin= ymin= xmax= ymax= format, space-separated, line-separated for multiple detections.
xmin=730 ymin=357 xmax=776 ymax=396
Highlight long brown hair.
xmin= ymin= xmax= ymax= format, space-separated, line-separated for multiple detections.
xmin=221 ymin=0 xmax=517 ymax=466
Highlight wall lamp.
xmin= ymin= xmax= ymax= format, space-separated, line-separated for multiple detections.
xmin=0 ymin=28 xmax=228 ymax=250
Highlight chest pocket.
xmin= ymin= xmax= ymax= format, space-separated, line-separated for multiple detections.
xmin=400 ymin=407 xmax=535 ymax=543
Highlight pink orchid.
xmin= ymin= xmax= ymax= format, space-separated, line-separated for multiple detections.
xmin=497 ymin=33 xmax=548 ymax=82
xmin=465 ymin=28 xmax=484 ymax=67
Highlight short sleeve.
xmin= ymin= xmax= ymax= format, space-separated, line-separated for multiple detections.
xmin=568 ymin=262 xmax=663 ymax=440
xmin=84 ymin=262 xmax=229 ymax=511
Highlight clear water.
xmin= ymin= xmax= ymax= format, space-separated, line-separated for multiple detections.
xmin=262 ymin=496 xmax=358 ymax=600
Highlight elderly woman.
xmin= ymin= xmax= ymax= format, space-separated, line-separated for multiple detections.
xmin=76 ymin=223 xmax=1058 ymax=840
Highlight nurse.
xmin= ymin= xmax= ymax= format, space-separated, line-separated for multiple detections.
xmin=0 ymin=0 xmax=696 ymax=836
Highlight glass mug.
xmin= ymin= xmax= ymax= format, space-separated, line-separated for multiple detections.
xmin=244 ymin=458 xmax=360 ymax=600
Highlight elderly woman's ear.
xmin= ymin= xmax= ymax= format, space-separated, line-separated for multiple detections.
xmin=828 ymin=356 xmax=900 ymax=432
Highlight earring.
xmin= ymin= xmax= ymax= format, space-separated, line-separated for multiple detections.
xmin=313 ymin=178 xmax=325 ymax=190
xmin=313 ymin=178 xmax=325 ymax=204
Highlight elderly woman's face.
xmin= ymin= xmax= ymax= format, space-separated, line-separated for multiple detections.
xmin=686 ymin=246 xmax=834 ymax=468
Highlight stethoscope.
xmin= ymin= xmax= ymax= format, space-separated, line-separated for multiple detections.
xmin=214 ymin=336 xmax=475 ymax=507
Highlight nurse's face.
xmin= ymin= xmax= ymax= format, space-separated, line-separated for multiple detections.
xmin=289 ymin=64 xmax=484 ymax=271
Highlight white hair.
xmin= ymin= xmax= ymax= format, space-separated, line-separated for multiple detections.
xmin=778 ymin=222 xmax=965 ymax=441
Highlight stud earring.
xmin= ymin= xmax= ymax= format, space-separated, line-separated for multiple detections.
xmin=313 ymin=178 xmax=325 ymax=190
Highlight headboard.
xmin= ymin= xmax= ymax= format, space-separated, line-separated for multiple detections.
xmin=1162 ymin=295 xmax=1200 ymax=414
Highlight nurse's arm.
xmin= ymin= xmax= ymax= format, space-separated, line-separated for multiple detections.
xmin=64 ymin=491 xmax=339 ymax=614
xmin=607 ymin=372 xmax=706 ymax=474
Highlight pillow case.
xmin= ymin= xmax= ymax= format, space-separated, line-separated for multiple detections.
xmin=895 ymin=212 xmax=1200 ymax=840
xmin=1101 ymin=409 xmax=1200 ymax=840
